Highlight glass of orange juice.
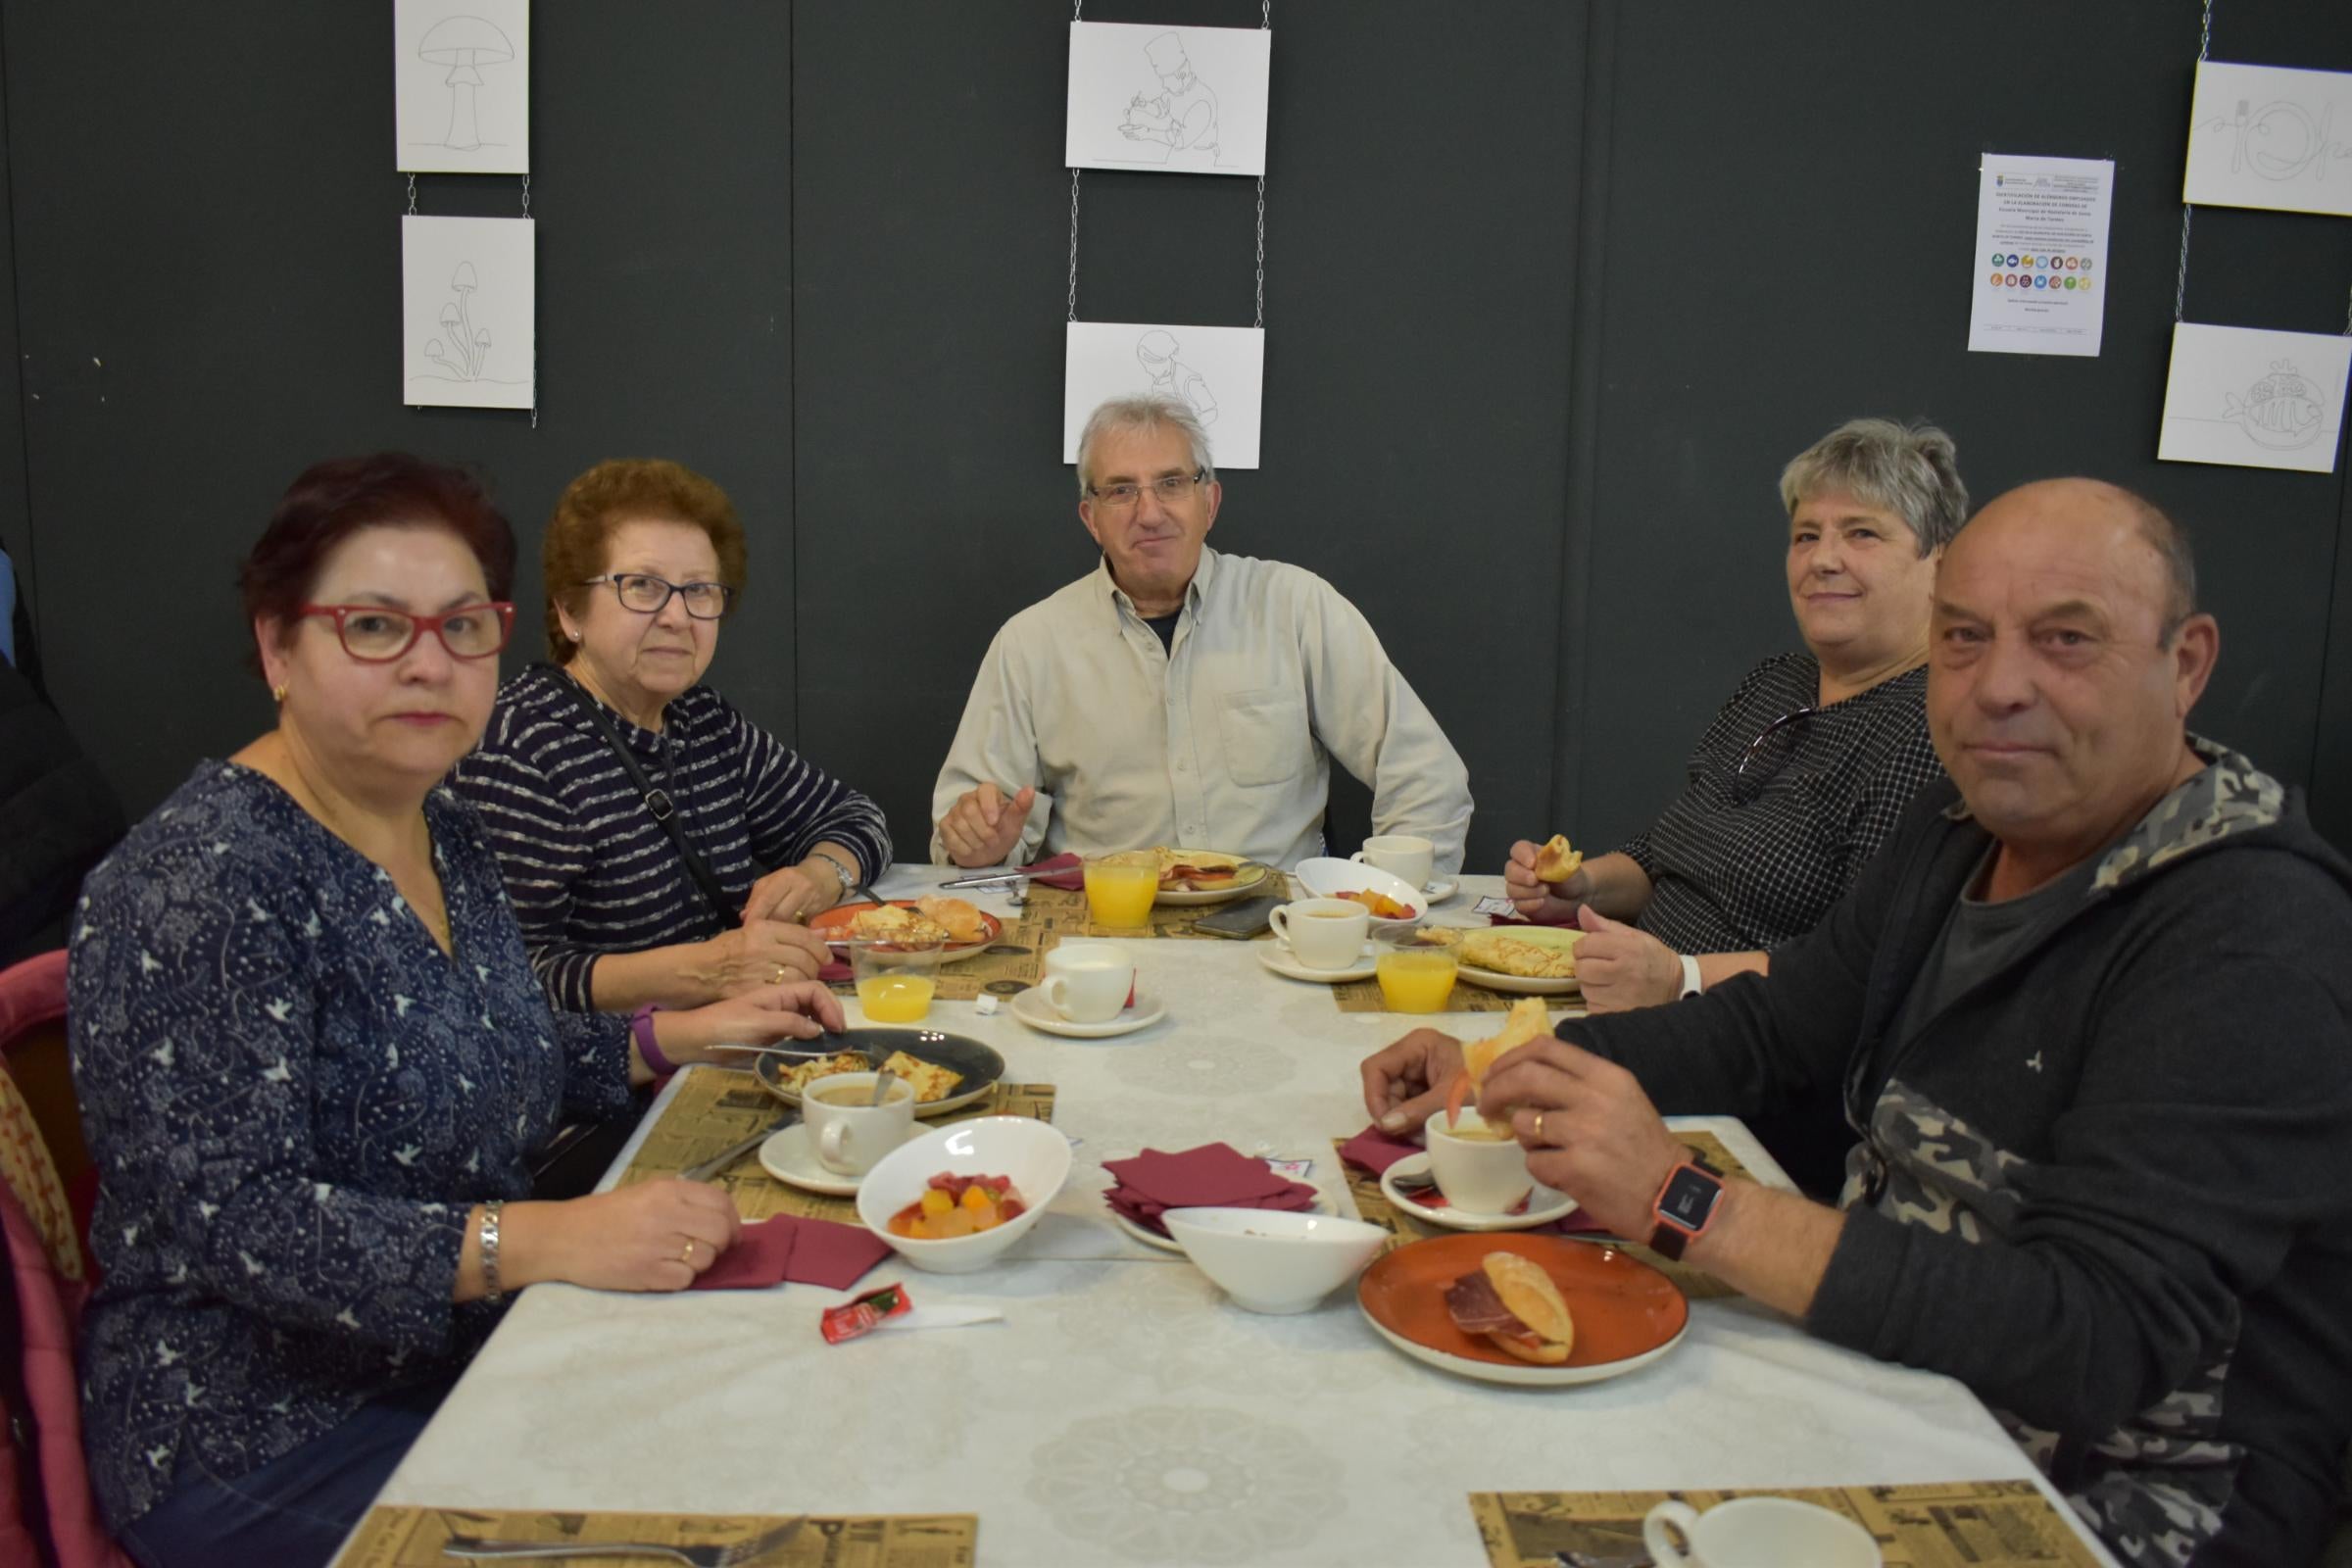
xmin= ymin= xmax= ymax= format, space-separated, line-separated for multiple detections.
xmin=1083 ymin=852 xmax=1161 ymax=930
xmin=1375 ymin=941 xmax=1458 ymax=1014
xmin=850 ymin=937 xmax=946 ymax=1023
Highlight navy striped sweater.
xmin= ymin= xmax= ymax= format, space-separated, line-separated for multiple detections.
xmin=451 ymin=663 xmax=892 ymax=1011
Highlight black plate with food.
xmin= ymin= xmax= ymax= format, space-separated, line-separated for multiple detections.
xmin=752 ymin=1027 xmax=1005 ymax=1117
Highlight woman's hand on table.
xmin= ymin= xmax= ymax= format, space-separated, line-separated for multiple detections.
xmin=690 ymin=920 xmax=830 ymax=1000
xmin=741 ymin=854 xmax=853 ymax=925
xmin=658 ymin=982 xmax=847 ymax=1067
xmin=1362 ymin=1028 xmax=1466 ymax=1135
xmin=1568 ymin=906 xmax=1683 ymax=1012
xmin=1504 ymin=839 xmax=1592 ymax=922
xmin=1478 ymin=1039 xmax=1684 ymax=1242
xmin=530 ymin=1178 xmax=743 ymax=1293
xmin=938 ymin=782 xmax=1036 ymax=868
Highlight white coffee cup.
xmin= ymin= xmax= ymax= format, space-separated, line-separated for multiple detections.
xmin=803 ymin=1072 xmax=915 ymax=1177
xmin=1354 ymin=835 xmax=1435 ymax=892
xmin=1643 ymin=1497 xmax=1882 ymax=1568
xmin=1425 ymin=1108 xmax=1534 ymax=1213
xmin=1041 ymin=941 xmax=1135 ymax=1023
xmin=1267 ymin=899 xmax=1371 ymax=971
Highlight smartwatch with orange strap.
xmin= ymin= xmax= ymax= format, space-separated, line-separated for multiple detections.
xmin=1647 ymin=1153 xmax=1725 ymax=1261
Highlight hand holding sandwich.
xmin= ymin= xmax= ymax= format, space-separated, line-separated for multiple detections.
xmin=1477 ymin=1040 xmax=1688 ymax=1247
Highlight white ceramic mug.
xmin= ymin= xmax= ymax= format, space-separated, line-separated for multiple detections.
xmin=1354 ymin=834 xmax=1435 ymax=891
xmin=803 ymin=1072 xmax=915 ymax=1177
xmin=1642 ymin=1497 xmax=1882 ymax=1568
xmin=1267 ymin=899 xmax=1371 ymax=971
xmin=1041 ymin=942 xmax=1134 ymax=1023
xmin=1424 ymin=1108 xmax=1534 ymax=1213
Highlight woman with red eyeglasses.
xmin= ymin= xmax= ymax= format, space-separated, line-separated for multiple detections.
xmin=66 ymin=455 xmax=845 ymax=1568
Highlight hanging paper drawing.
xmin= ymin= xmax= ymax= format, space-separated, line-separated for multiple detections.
xmin=2158 ymin=323 xmax=2351 ymax=474
xmin=2181 ymin=61 xmax=2352 ymax=218
xmin=395 ymin=0 xmax=531 ymax=174
xmin=1065 ymin=321 xmax=1264 ymax=469
xmin=1066 ymin=23 xmax=1270 ymax=176
xmin=403 ymin=215 xmax=535 ymax=411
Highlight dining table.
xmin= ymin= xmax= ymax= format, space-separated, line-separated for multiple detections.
xmin=352 ymin=864 xmax=2123 ymax=1568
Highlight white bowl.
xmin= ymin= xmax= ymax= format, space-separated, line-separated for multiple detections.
xmin=855 ymin=1117 xmax=1072 ymax=1274
xmin=1291 ymin=858 xmax=1425 ymax=928
xmin=1160 ymin=1207 xmax=1392 ymax=1314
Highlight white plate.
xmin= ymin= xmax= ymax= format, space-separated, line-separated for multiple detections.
xmin=1153 ymin=856 xmax=1274 ymax=906
xmin=1423 ymin=879 xmax=1459 ymax=904
xmin=1378 ymin=1153 xmax=1580 ymax=1232
xmin=757 ymin=1122 xmax=920 ymax=1198
xmin=1290 ymin=857 xmax=1427 ymax=924
xmin=1008 ymin=985 xmax=1169 ymax=1038
xmin=1256 ymin=938 xmax=1378 ymax=984
xmin=1451 ymin=925 xmax=1583 ymax=996
xmin=1356 ymin=1298 xmax=1687 ymax=1389
xmin=1110 ymin=1194 xmax=1328 ymax=1252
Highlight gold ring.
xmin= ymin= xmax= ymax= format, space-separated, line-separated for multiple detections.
xmin=1531 ymin=1111 xmax=1547 ymax=1143
xmin=771 ymin=964 xmax=788 ymax=986
xmin=681 ymin=1239 xmax=696 ymax=1265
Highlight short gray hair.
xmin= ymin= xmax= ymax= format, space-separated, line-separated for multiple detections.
xmin=1779 ymin=417 xmax=1969 ymax=556
xmin=1075 ymin=395 xmax=1217 ymax=498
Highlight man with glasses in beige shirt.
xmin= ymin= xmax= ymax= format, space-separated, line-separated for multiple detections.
xmin=931 ymin=395 xmax=1471 ymax=875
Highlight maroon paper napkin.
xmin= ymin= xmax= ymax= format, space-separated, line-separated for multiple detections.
xmin=1488 ymin=911 xmax=1578 ymax=929
xmin=818 ymin=956 xmax=854 ymax=984
xmin=691 ymin=1215 xmax=894 ymax=1292
xmin=1338 ymin=1125 xmax=1424 ymax=1176
xmin=1102 ymin=1145 xmax=1319 ymax=1236
xmin=1020 ymin=852 xmax=1086 ymax=891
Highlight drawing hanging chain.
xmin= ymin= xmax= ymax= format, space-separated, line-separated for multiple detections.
xmin=407 ymin=174 xmax=418 ymax=217
xmin=1254 ymin=176 xmax=1266 ymax=328
xmin=1068 ymin=170 xmax=1082 ymax=321
xmin=2174 ymin=0 xmax=2215 ymax=321
xmin=520 ymin=174 xmax=531 ymax=219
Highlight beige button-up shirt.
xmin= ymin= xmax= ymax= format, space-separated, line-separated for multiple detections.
xmin=930 ymin=549 xmax=1472 ymax=874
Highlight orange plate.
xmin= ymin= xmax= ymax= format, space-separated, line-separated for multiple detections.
xmin=1357 ymin=1233 xmax=1688 ymax=1386
xmin=808 ymin=901 xmax=1004 ymax=952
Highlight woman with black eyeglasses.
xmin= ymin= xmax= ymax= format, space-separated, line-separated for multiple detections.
xmin=453 ymin=459 xmax=890 ymax=1022
xmin=70 ymin=455 xmax=844 ymax=1565
xmin=1507 ymin=419 xmax=1965 ymax=1022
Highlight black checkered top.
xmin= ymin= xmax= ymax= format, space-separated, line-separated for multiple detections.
xmin=1618 ymin=653 xmax=1943 ymax=955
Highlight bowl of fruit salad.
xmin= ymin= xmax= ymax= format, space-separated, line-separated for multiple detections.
xmin=856 ymin=1116 xmax=1072 ymax=1273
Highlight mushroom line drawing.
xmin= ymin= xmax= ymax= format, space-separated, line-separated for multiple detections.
xmin=418 ymin=15 xmax=515 ymax=152
xmin=423 ymin=262 xmax=493 ymax=381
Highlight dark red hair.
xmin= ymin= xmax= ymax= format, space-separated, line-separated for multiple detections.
xmin=239 ymin=454 xmax=515 ymax=672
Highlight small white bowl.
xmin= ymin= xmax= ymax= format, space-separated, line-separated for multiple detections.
xmin=856 ymin=1117 xmax=1072 ymax=1274
xmin=1291 ymin=858 xmax=1425 ymax=927
xmin=1160 ymin=1207 xmax=1392 ymax=1314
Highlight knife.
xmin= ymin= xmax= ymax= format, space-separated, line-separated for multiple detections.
xmin=682 ymin=1112 xmax=797 ymax=1182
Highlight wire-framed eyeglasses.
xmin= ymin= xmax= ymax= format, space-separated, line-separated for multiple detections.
xmin=1733 ymin=706 xmax=1815 ymax=796
xmin=583 ymin=573 xmax=735 ymax=619
xmin=1086 ymin=470 xmax=1207 ymax=512
xmin=297 ymin=602 xmax=516 ymax=662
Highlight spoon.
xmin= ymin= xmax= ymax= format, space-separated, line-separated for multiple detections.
xmin=868 ymin=1068 xmax=899 ymax=1106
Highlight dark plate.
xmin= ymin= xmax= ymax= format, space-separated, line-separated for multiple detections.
xmin=752 ymin=1027 xmax=1005 ymax=1117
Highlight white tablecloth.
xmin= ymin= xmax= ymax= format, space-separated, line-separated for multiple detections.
xmin=372 ymin=868 xmax=2119 ymax=1566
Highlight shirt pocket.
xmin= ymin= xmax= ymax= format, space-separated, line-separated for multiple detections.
xmin=1216 ymin=689 xmax=1310 ymax=788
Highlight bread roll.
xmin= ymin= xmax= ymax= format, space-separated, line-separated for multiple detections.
xmin=1533 ymin=834 xmax=1583 ymax=884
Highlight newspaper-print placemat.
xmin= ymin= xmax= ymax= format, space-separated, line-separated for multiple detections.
xmin=616 ymin=1069 xmax=1055 ymax=1223
xmin=1470 ymin=1479 xmax=2103 ymax=1567
xmin=333 ymin=1504 xmax=975 ymax=1567
xmin=1336 ymin=1132 xmax=1750 ymax=1299
xmin=1015 ymin=877 xmax=1291 ymax=941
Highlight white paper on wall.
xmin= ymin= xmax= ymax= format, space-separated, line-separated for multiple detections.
xmin=2181 ymin=60 xmax=2352 ymax=218
xmin=2157 ymin=322 xmax=2351 ymax=474
xmin=1066 ymin=22 xmax=1270 ymax=177
xmin=1966 ymin=154 xmax=2114 ymax=358
xmin=402 ymin=215 xmax=535 ymax=411
xmin=395 ymin=0 xmax=530 ymax=173
xmin=1064 ymin=322 xmax=1264 ymax=470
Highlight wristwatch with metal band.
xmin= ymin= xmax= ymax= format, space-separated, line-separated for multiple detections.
xmin=1647 ymin=1153 xmax=1725 ymax=1261
xmin=807 ymin=848 xmax=859 ymax=903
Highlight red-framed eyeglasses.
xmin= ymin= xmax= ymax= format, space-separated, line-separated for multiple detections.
xmin=297 ymin=602 xmax=516 ymax=662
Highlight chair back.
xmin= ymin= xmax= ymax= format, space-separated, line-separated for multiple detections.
xmin=0 ymin=953 xmax=93 ymax=1283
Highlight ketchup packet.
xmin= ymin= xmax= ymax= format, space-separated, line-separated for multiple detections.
xmin=821 ymin=1283 xmax=911 ymax=1345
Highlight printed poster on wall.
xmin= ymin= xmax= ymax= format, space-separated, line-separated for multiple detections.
xmin=2182 ymin=60 xmax=2352 ymax=218
xmin=1064 ymin=322 xmax=1264 ymax=470
xmin=1966 ymin=154 xmax=2113 ymax=358
xmin=1066 ymin=22 xmax=1271 ymax=176
xmin=2158 ymin=322 xmax=2350 ymax=474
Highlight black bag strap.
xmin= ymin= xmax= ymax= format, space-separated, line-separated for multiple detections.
xmin=541 ymin=664 xmax=739 ymax=930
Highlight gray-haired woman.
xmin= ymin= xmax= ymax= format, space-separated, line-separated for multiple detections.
xmin=1506 ymin=418 xmax=1968 ymax=1021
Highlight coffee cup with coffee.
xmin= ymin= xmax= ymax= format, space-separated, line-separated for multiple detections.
xmin=1268 ymin=899 xmax=1371 ymax=971
xmin=1041 ymin=940 xmax=1136 ymax=1023
xmin=1642 ymin=1496 xmax=1881 ymax=1568
xmin=1425 ymin=1107 xmax=1534 ymax=1213
xmin=1354 ymin=834 xmax=1436 ymax=892
xmin=804 ymin=1071 xmax=915 ymax=1177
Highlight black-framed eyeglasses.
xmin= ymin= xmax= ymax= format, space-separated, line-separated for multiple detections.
xmin=1086 ymin=470 xmax=1206 ymax=512
xmin=1733 ymin=706 xmax=1815 ymax=795
xmin=297 ymin=602 xmax=516 ymax=662
xmin=582 ymin=573 xmax=734 ymax=619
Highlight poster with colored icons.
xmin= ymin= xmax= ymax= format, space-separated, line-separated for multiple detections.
xmin=1966 ymin=153 xmax=2113 ymax=357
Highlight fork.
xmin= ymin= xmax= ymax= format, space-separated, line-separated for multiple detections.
xmin=444 ymin=1514 xmax=806 ymax=1566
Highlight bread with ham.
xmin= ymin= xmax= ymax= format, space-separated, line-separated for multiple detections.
xmin=1445 ymin=1250 xmax=1575 ymax=1363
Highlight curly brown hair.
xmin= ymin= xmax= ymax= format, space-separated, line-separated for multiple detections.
xmin=542 ymin=459 xmax=748 ymax=662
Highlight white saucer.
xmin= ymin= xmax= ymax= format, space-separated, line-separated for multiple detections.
xmin=1256 ymin=938 xmax=1377 ymax=984
xmin=1423 ymin=879 xmax=1459 ymax=904
xmin=758 ymin=1122 xmax=917 ymax=1197
xmin=1111 ymin=1196 xmax=1327 ymax=1253
xmin=1377 ymin=1152 xmax=1579 ymax=1232
xmin=1008 ymin=986 xmax=1168 ymax=1038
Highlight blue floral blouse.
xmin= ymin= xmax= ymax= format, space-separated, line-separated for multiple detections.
xmin=69 ymin=762 xmax=636 ymax=1530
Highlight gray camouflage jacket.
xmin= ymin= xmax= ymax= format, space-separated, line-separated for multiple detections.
xmin=1564 ymin=740 xmax=2352 ymax=1568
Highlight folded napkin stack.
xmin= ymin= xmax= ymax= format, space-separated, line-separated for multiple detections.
xmin=1017 ymin=852 xmax=1086 ymax=891
xmin=1102 ymin=1144 xmax=1319 ymax=1238
xmin=691 ymin=1213 xmax=895 ymax=1291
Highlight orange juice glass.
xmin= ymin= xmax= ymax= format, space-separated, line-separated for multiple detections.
xmin=1084 ymin=854 xmax=1160 ymax=929
xmin=1375 ymin=948 xmax=1458 ymax=1013
xmin=850 ymin=937 xmax=945 ymax=1022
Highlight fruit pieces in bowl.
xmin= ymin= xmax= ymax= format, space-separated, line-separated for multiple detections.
xmin=888 ymin=1173 xmax=1027 ymax=1240
xmin=1336 ymin=887 xmax=1415 ymax=920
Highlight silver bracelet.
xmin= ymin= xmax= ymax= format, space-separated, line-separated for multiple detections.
xmin=479 ymin=1199 xmax=505 ymax=1303
xmin=807 ymin=848 xmax=858 ymax=900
